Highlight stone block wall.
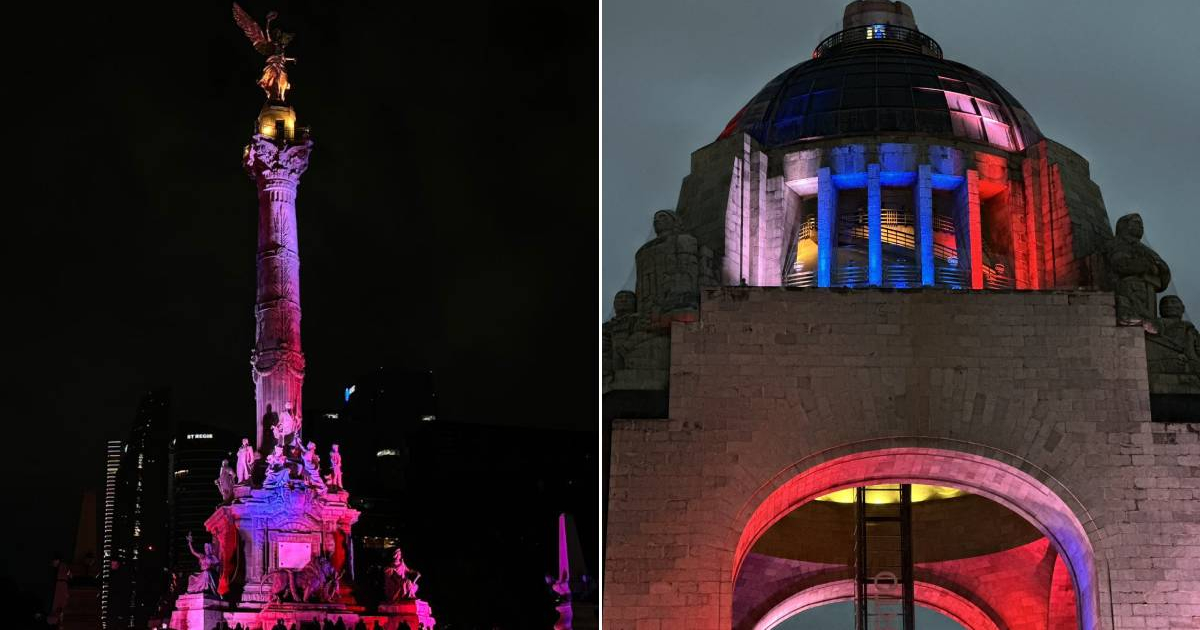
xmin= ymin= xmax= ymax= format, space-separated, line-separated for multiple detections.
xmin=605 ymin=287 xmax=1200 ymax=630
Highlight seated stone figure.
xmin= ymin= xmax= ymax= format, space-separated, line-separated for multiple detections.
xmin=605 ymin=211 xmax=716 ymax=392
xmin=602 ymin=290 xmax=672 ymax=392
xmin=1104 ymin=213 xmax=1170 ymax=331
xmin=634 ymin=210 xmax=717 ymax=326
xmin=383 ymin=548 xmax=421 ymax=602
xmin=1147 ymin=295 xmax=1200 ymax=392
xmin=263 ymin=445 xmax=292 ymax=489
xmin=184 ymin=532 xmax=221 ymax=596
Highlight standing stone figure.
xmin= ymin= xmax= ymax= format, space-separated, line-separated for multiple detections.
xmin=236 ymin=438 xmax=256 ymax=484
xmin=1147 ymin=295 xmax=1200 ymax=390
xmin=329 ymin=444 xmax=343 ymax=488
xmin=303 ymin=441 xmax=327 ymax=493
xmin=215 ymin=460 xmax=236 ymax=502
xmin=185 ymin=532 xmax=221 ymax=596
xmin=383 ymin=548 xmax=421 ymax=602
xmin=273 ymin=402 xmax=299 ymax=449
xmin=1104 ymin=213 xmax=1171 ymax=331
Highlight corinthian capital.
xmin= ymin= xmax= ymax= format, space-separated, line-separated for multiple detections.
xmin=244 ymin=134 xmax=314 ymax=181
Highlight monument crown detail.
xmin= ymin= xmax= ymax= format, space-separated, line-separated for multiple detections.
xmin=167 ymin=7 xmax=437 ymax=629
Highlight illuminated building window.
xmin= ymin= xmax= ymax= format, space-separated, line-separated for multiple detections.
xmin=866 ymin=24 xmax=886 ymax=39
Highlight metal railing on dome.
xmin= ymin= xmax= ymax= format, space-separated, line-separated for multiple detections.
xmin=813 ymin=24 xmax=943 ymax=59
xmin=838 ymin=220 xmax=957 ymax=261
xmin=785 ymin=265 xmax=817 ymax=288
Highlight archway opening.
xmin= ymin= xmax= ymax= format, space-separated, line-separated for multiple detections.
xmin=731 ymin=448 xmax=1096 ymax=630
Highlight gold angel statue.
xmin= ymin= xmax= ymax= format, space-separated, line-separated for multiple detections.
xmin=233 ymin=3 xmax=296 ymax=102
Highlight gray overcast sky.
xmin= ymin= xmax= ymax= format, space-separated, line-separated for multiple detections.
xmin=602 ymin=0 xmax=1200 ymax=319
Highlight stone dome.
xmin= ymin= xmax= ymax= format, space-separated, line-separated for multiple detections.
xmin=718 ymin=5 xmax=1041 ymax=152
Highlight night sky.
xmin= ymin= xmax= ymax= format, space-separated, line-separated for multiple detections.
xmin=603 ymin=0 xmax=1200 ymax=316
xmin=3 ymin=0 xmax=595 ymax=601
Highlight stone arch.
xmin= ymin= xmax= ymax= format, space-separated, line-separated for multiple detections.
xmin=730 ymin=444 xmax=1098 ymax=630
xmin=751 ymin=579 xmax=1001 ymax=630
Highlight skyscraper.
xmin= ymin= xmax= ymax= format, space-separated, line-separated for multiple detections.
xmin=101 ymin=439 xmax=121 ymax=628
xmin=107 ymin=389 xmax=171 ymax=629
xmin=165 ymin=424 xmax=233 ymax=600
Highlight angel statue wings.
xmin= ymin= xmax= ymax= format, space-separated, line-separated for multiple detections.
xmin=233 ymin=3 xmax=296 ymax=102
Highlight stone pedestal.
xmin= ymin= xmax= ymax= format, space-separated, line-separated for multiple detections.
xmin=206 ymin=486 xmax=358 ymax=605
xmin=168 ymin=593 xmax=226 ymax=630
xmin=378 ymin=599 xmax=436 ymax=629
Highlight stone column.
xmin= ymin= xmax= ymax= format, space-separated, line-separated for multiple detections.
xmin=244 ymin=129 xmax=313 ymax=453
xmin=816 ymin=167 xmax=836 ymax=288
xmin=914 ymin=164 xmax=934 ymax=286
xmin=954 ymin=169 xmax=983 ymax=289
xmin=867 ymin=163 xmax=882 ymax=286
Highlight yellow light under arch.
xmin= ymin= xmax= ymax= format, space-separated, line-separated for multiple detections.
xmin=815 ymin=483 xmax=966 ymax=504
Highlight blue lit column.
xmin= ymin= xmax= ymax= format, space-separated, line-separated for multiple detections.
xmin=915 ymin=164 xmax=934 ymax=286
xmin=817 ymin=167 xmax=836 ymax=287
xmin=867 ymin=163 xmax=882 ymax=286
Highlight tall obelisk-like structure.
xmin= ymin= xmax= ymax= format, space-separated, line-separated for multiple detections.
xmin=244 ymin=105 xmax=312 ymax=453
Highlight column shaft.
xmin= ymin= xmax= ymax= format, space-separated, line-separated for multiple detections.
xmin=817 ymin=167 xmax=836 ymax=287
xmin=867 ymin=163 xmax=882 ymax=286
xmin=916 ymin=164 xmax=934 ymax=286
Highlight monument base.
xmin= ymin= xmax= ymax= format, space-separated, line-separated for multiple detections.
xmin=168 ymin=593 xmax=227 ymax=630
xmin=378 ymin=599 xmax=436 ymax=629
xmin=167 ymin=598 xmax=437 ymax=630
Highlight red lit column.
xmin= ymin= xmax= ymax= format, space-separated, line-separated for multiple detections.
xmin=244 ymin=131 xmax=313 ymax=452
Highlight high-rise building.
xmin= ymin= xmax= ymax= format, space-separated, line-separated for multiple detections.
xmin=101 ymin=439 xmax=121 ymax=628
xmin=107 ymin=389 xmax=171 ymax=629
xmin=603 ymin=2 xmax=1200 ymax=628
xmin=165 ymin=424 xmax=233 ymax=599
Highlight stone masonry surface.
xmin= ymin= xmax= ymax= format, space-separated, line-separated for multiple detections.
xmin=605 ymin=287 xmax=1200 ymax=630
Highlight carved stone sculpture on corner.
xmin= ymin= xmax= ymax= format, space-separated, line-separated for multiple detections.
xmin=185 ymin=532 xmax=221 ymax=596
xmin=1147 ymin=295 xmax=1200 ymax=393
xmin=634 ymin=210 xmax=718 ymax=326
xmin=603 ymin=290 xmax=672 ymax=392
xmin=605 ymin=210 xmax=716 ymax=393
xmin=383 ymin=548 xmax=422 ymax=602
xmin=1103 ymin=213 xmax=1171 ymax=331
